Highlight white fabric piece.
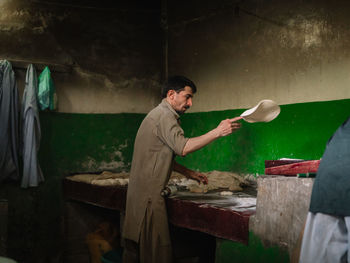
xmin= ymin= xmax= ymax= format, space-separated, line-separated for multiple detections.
xmin=299 ymin=212 xmax=350 ymax=263
xmin=240 ymin=99 xmax=280 ymax=123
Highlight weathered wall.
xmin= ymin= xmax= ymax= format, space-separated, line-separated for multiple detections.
xmin=166 ymin=2 xmax=350 ymax=261
xmin=2 ymin=0 xmax=350 ymax=262
xmin=168 ymin=0 xmax=350 ymax=112
xmin=1 ymin=112 xmax=145 ymax=262
xmin=0 ymin=0 xmax=162 ymax=113
xmin=216 ymin=233 xmax=290 ymax=263
xmin=39 ymin=112 xmax=145 ymax=175
xmin=177 ymin=99 xmax=350 ymax=174
xmin=0 ymin=0 xmax=161 ymax=262
xmin=250 ymin=177 xmax=314 ymax=259
xmin=214 ymin=177 xmax=313 ymax=263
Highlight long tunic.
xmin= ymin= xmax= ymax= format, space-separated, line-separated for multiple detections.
xmin=309 ymin=116 xmax=350 ymax=216
xmin=123 ymin=99 xmax=188 ymax=246
xmin=0 ymin=60 xmax=20 ymax=182
xmin=21 ymin=64 xmax=44 ymax=188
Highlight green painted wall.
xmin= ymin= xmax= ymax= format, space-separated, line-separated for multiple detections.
xmin=1 ymin=112 xmax=145 ymax=262
xmin=179 ymin=99 xmax=350 ymax=263
xmin=38 ymin=98 xmax=350 ymax=179
xmin=39 ymin=112 xmax=145 ymax=176
xmin=177 ymin=99 xmax=350 ymax=174
xmin=216 ymin=233 xmax=290 ymax=263
xmin=2 ymin=99 xmax=349 ymax=261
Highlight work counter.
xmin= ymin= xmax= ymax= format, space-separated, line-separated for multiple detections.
xmin=63 ymin=178 xmax=256 ymax=244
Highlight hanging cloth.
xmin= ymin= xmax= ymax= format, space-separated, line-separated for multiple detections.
xmin=21 ymin=64 xmax=44 ymax=188
xmin=38 ymin=66 xmax=57 ymax=111
xmin=0 ymin=60 xmax=20 ymax=182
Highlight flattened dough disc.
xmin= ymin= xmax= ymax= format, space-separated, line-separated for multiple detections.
xmin=241 ymin=99 xmax=280 ymax=123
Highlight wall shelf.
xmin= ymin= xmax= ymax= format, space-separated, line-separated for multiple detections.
xmin=1 ymin=58 xmax=74 ymax=73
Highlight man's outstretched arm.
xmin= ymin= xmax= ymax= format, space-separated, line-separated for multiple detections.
xmin=182 ymin=116 xmax=242 ymax=156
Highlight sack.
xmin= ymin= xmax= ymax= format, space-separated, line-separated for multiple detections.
xmin=38 ymin=66 xmax=57 ymax=110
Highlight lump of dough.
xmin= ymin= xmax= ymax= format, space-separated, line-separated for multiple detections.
xmin=220 ymin=191 xmax=233 ymax=196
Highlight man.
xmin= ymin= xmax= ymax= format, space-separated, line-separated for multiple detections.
xmin=299 ymin=116 xmax=350 ymax=263
xmin=122 ymin=76 xmax=242 ymax=263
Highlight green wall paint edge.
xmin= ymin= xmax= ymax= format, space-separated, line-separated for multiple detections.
xmin=38 ymin=112 xmax=145 ymax=177
xmin=216 ymin=232 xmax=290 ymax=263
xmin=0 ymin=112 xmax=146 ymax=261
xmin=2 ymin=99 xmax=349 ymax=261
xmin=177 ymin=99 xmax=350 ymax=174
xmin=37 ymin=99 xmax=350 ymax=177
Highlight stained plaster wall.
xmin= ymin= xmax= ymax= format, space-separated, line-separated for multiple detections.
xmin=0 ymin=0 xmax=161 ymax=114
xmin=168 ymin=0 xmax=350 ymax=112
xmin=0 ymin=0 xmax=161 ymax=262
xmin=167 ymin=1 xmax=350 ymax=262
xmin=167 ymin=0 xmax=350 ymax=174
xmin=178 ymin=99 xmax=350 ymax=174
xmin=2 ymin=0 xmax=350 ymax=262
xmin=249 ymin=177 xmax=314 ymax=261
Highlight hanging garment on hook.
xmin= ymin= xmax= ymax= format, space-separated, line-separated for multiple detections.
xmin=0 ymin=60 xmax=20 ymax=182
xmin=38 ymin=66 xmax=57 ymax=111
xmin=21 ymin=64 xmax=44 ymax=188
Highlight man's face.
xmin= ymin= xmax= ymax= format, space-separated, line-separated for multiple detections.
xmin=168 ymin=86 xmax=194 ymax=115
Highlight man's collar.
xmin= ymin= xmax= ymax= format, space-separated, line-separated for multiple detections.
xmin=161 ymin=98 xmax=180 ymax=119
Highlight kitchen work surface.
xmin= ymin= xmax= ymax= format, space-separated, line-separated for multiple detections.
xmin=166 ymin=188 xmax=256 ymax=244
xmin=63 ymin=173 xmax=257 ymax=244
xmin=169 ymin=189 xmax=256 ymax=211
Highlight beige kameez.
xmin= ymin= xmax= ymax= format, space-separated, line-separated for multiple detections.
xmin=122 ymin=99 xmax=188 ymax=263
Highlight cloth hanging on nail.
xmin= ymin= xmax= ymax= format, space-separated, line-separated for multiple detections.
xmin=0 ymin=60 xmax=20 ymax=182
xmin=38 ymin=66 xmax=57 ymax=111
xmin=21 ymin=64 xmax=44 ymax=188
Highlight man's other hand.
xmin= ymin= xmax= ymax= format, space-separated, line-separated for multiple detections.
xmin=190 ymin=172 xmax=208 ymax=185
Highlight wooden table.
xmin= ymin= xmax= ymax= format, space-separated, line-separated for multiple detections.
xmin=63 ymin=179 xmax=256 ymax=244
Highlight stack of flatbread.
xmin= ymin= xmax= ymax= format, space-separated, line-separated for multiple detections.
xmin=66 ymin=170 xmax=254 ymax=193
xmin=66 ymin=171 xmax=129 ymax=186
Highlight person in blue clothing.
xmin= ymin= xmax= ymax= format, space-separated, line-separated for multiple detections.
xmin=299 ymin=116 xmax=350 ymax=263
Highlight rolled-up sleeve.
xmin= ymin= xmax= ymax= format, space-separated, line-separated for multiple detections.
xmin=156 ymin=114 xmax=189 ymax=156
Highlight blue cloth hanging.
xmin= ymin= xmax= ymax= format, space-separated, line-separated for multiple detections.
xmin=0 ymin=60 xmax=20 ymax=182
xmin=21 ymin=64 xmax=44 ymax=188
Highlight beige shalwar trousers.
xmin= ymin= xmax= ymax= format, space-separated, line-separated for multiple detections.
xmin=123 ymin=203 xmax=173 ymax=263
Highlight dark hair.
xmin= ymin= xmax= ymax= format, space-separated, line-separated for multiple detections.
xmin=161 ymin=75 xmax=197 ymax=98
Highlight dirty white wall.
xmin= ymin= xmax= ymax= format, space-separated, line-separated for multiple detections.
xmin=168 ymin=0 xmax=350 ymax=112
xmin=3 ymin=0 xmax=350 ymax=114
xmin=0 ymin=0 xmax=162 ymax=114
